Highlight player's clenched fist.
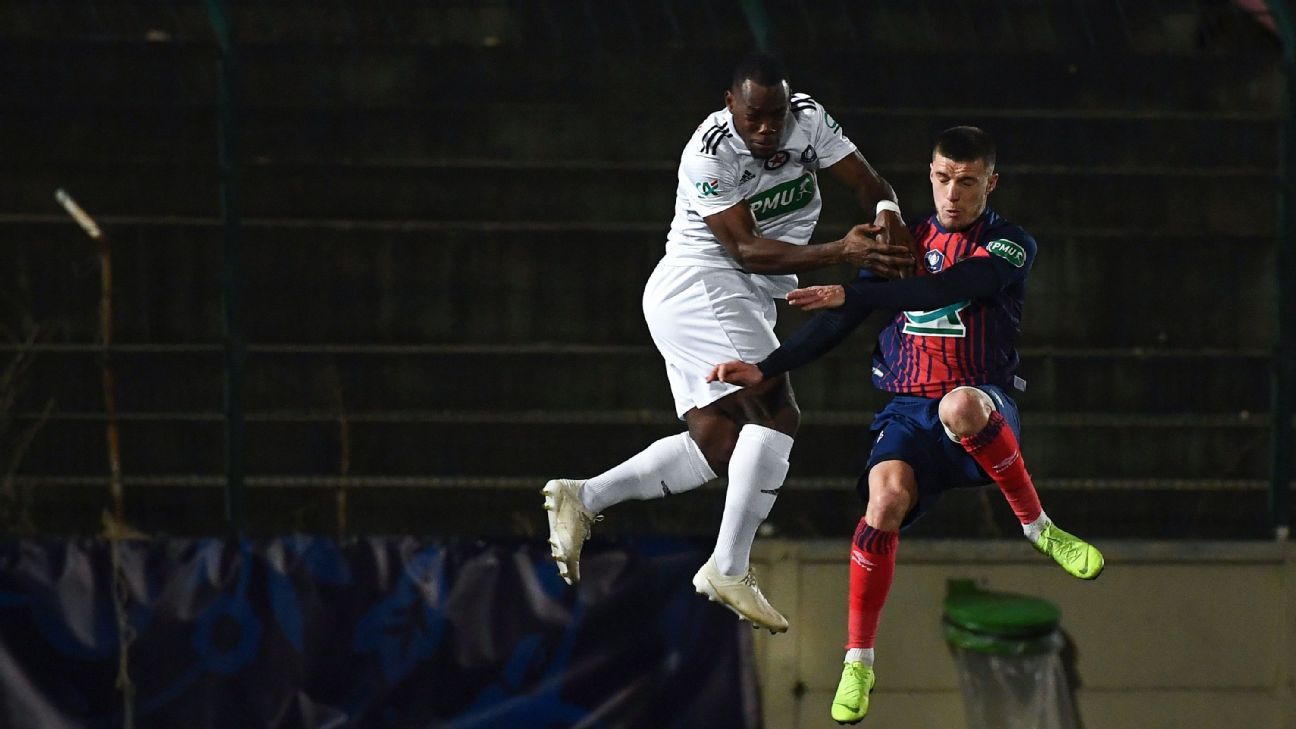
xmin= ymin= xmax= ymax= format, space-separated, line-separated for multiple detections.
xmin=839 ymin=223 xmax=914 ymax=278
xmin=787 ymin=284 xmax=846 ymax=311
xmin=706 ymin=360 xmax=764 ymax=387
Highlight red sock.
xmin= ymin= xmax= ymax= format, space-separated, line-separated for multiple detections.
xmin=846 ymin=517 xmax=898 ymax=650
xmin=960 ymin=410 xmax=1042 ymax=525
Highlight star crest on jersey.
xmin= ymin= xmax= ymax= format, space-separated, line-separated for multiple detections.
xmin=764 ymin=150 xmax=791 ymax=170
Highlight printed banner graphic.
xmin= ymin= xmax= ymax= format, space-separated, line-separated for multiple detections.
xmin=0 ymin=537 xmax=758 ymax=728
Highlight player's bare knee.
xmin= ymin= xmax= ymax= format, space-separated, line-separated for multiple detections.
xmin=700 ymin=443 xmax=733 ymax=475
xmin=771 ymin=374 xmax=800 ymax=435
xmin=743 ymin=374 xmax=800 ymax=436
xmin=685 ymin=407 xmax=739 ymax=474
xmin=774 ymin=395 xmax=800 ymax=436
xmin=692 ymin=427 xmax=735 ymax=474
xmin=865 ymin=461 xmax=916 ymax=529
xmin=939 ymin=386 xmax=993 ymax=438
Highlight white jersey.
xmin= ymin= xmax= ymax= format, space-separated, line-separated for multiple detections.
xmin=663 ymin=92 xmax=857 ymax=297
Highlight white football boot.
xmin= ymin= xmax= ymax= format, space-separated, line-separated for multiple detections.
xmin=692 ymin=555 xmax=788 ymax=634
xmin=542 ymin=479 xmax=600 ymax=585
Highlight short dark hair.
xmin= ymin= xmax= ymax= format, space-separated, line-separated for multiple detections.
xmin=934 ymin=126 xmax=996 ymax=169
xmin=732 ymin=52 xmax=788 ymax=89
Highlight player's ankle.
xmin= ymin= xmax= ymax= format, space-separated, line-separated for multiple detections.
xmin=844 ymin=647 xmax=874 ymax=666
xmin=1022 ymin=511 xmax=1051 ymax=544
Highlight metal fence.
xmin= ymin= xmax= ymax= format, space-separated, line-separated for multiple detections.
xmin=0 ymin=0 xmax=1289 ymax=537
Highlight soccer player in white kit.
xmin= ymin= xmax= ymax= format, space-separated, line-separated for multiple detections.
xmin=544 ymin=53 xmax=915 ymax=632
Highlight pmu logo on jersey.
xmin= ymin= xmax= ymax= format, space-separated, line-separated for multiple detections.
xmin=695 ymin=178 xmax=720 ymax=197
xmin=748 ymin=173 xmax=816 ymax=221
xmin=987 ymin=238 xmax=1027 ymax=267
xmin=924 ymin=249 xmax=945 ymax=273
xmin=763 ymin=150 xmax=791 ymax=170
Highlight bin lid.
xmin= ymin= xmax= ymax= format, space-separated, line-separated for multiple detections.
xmin=942 ymin=579 xmax=1062 ymax=654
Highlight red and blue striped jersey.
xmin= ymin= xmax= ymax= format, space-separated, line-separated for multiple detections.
xmin=871 ymin=208 xmax=1036 ymax=397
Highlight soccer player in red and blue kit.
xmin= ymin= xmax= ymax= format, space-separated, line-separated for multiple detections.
xmin=707 ymin=126 xmax=1104 ymax=724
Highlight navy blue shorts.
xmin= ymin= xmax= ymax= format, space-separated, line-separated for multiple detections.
xmin=858 ymin=385 xmax=1021 ymax=529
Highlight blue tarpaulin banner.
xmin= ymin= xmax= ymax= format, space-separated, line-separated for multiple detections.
xmin=0 ymin=537 xmax=759 ymax=728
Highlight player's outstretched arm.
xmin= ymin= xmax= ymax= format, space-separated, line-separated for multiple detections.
xmin=786 ymin=284 xmax=846 ymax=311
xmin=798 ymin=257 xmax=1006 ymax=313
xmin=703 ymin=203 xmax=911 ymax=275
xmin=710 ymin=277 xmax=878 ymax=386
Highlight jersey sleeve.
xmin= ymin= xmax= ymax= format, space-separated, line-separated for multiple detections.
xmin=843 ymin=258 xmax=1003 ymax=312
xmin=966 ymin=224 xmax=1037 ymax=286
xmin=679 ymin=148 xmax=744 ymax=218
xmin=759 ymin=273 xmax=879 ymax=378
xmin=802 ymin=96 xmax=856 ymax=169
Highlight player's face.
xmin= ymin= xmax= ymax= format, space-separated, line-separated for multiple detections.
xmin=725 ymin=79 xmax=790 ymax=159
xmin=929 ymin=153 xmax=998 ymax=231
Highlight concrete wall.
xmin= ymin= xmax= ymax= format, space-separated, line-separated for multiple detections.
xmin=751 ymin=540 xmax=1296 ymax=729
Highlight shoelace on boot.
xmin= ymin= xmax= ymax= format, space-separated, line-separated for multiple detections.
xmin=1041 ymin=532 xmax=1085 ymax=563
xmin=839 ymin=664 xmax=867 ymax=705
xmin=578 ymin=512 xmax=604 ymax=540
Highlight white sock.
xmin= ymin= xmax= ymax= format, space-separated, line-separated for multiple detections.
xmin=581 ymin=432 xmax=717 ymax=513
xmin=1023 ymin=511 xmax=1052 ymax=544
xmin=845 ymin=648 xmax=874 ymax=666
xmin=713 ymin=424 xmax=794 ymax=575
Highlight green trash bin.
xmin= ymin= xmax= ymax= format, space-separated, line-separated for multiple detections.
xmin=943 ymin=579 xmax=1078 ymax=729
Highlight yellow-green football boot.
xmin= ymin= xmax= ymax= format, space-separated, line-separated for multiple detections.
xmin=1034 ymin=522 xmax=1104 ymax=580
xmin=830 ymin=661 xmax=875 ymax=724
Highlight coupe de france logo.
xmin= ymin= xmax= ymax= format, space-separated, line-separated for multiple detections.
xmin=924 ymin=249 xmax=945 ymax=273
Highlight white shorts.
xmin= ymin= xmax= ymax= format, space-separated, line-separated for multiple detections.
xmin=642 ymin=261 xmax=780 ymax=419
